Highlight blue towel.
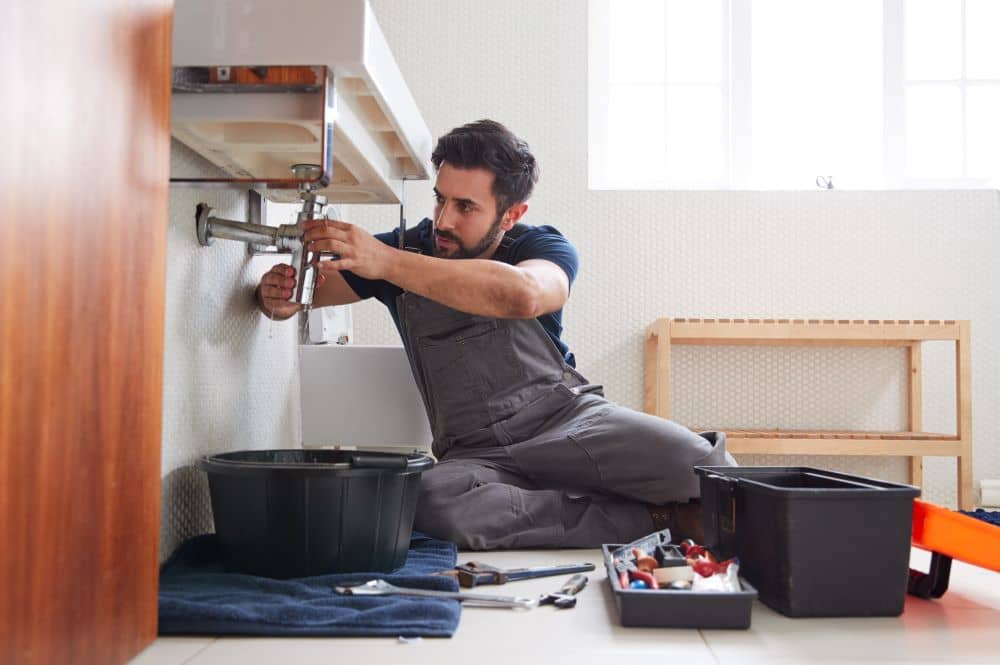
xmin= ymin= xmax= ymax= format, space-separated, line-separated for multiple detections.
xmin=961 ymin=509 xmax=1000 ymax=528
xmin=158 ymin=533 xmax=460 ymax=637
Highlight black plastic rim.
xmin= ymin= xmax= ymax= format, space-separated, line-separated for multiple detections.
xmin=197 ymin=448 xmax=434 ymax=476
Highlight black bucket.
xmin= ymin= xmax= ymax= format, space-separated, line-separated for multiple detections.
xmin=198 ymin=449 xmax=434 ymax=578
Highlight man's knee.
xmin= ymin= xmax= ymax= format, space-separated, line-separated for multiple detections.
xmin=620 ymin=426 xmax=735 ymax=503
xmin=413 ymin=464 xmax=479 ymax=546
xmin=413 ymin=462 xmax=529 ymax=549
xmin=696 ymin=431 xmax=736 ymax=467
xmin=413 ymin=502 xmax=466 ymax=547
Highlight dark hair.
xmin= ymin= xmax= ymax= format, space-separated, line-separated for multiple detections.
xmin=431 ymin=119 xmax=539 ymax=215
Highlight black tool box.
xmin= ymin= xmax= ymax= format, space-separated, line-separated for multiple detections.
xmin=696 ymin=466 xmax=920 ymax=618
xmin=601 ymin=544 xmax=757 ymax=629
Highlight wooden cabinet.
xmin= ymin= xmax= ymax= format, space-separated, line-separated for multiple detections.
xmin=0 ymin=2 xmax=173 ymax=663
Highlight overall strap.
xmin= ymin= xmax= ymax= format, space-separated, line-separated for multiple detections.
xmin=402 ymin=224 xmax=426 ymax=253
xmin=496 ymin=223 xmax=529 ymax=259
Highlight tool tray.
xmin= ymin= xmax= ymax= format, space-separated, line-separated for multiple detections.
xmin=909 ymin=500 xmax=1000 ymax=599
xmin=601 ymin=544 xmax=757 ymax=629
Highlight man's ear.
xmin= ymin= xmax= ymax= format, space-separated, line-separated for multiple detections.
xmin=501 ymin=202 xmax=529 ymax=230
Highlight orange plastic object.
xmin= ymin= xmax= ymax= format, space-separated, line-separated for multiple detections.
xmin=911 ymin=500 xmax=1000 ymax=572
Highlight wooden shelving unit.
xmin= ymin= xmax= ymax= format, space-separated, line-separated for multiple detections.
xmin=644 ymin=318 xmax=973 ymax=509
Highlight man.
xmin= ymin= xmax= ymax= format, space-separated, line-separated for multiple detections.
xmin=257 ymin=119 xmax=734 ymax=549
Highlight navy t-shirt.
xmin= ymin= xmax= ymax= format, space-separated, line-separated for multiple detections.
xmin=340 ymin=218 xmax=579 ymax=367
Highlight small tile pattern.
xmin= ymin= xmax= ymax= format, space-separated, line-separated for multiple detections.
xmin=160 ymin=141 xmax=303 ymax=561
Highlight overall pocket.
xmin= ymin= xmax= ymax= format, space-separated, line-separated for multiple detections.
xmin=457 ymin=323 xmax=525 ymax=392
xmin=498 ymin=383 xmax=576 ymax=443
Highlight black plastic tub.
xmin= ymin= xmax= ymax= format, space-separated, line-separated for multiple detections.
xmin=198 ymin=449 xmax=434 ymax=578
xmin=695 ymin=466 xmax=920 ymax=618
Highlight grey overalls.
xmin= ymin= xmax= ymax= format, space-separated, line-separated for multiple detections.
xmin=400 ymin=243 xmax=733 ymax=550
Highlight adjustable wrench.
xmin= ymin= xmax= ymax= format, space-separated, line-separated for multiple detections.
xmin=438 ymin=561 xmax=596 ymax=588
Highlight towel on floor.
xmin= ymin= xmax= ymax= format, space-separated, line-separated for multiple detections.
xmin=961 ymin=509 xmax=1000 ymax=528
xmin=158 ymin=533 xmax=460 ymax=637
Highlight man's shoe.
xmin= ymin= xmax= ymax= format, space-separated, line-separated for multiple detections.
xmin=648 ymin=500 xmax=704 ymax=544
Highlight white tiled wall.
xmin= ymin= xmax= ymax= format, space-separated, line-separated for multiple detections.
xmin=160 ymin=142 xmax=303 ymax=561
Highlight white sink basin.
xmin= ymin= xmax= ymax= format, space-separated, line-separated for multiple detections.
xmin=172 ymin=0 xmax=433 ymax=203
xmin=299 ymin=344 xmax=432 ymax=451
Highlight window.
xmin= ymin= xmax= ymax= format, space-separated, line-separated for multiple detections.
xmin=588 ymin=0 xmax=1000 ymax=189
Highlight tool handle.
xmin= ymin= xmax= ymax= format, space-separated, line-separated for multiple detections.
xmin=506 ymin=562 xmax=595 ymax=582
xmin=459 ymin=593 xmax=538 ymax=609
xmin=334 ymin=580 xmax=536 ymax=609
xmin=630 ymin=569 xmax=659 ymax=590
xmin=349 ymin=454 xmax=408 ymax=470
xmin=558 ymin=574 xmax=589 ymax=596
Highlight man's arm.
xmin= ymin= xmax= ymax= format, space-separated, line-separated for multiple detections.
xmin=384 ymin=252 xmax=568 ymax=319
xmin=303 ymin=219 xmax=570 ymax=319
xmin=311 ymin=266 xmax=364 ymax=308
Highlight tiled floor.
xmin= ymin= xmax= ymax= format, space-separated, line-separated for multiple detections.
xmin=132 ymin=548 xmax=1000 ymax=665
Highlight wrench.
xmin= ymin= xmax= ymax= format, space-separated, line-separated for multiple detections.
xmin=438 ymin=561 xmax=596 ymax=587
xmin=333 ymin=579 xmax=538 ymax=609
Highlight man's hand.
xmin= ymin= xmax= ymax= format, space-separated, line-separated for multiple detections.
xmin=303 ymin=219 xmax=392 ymax=281
xmin=257 ymin=264 xmax=327 ymax=320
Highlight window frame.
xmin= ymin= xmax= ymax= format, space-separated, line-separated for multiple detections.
xmin=588 ymin=0 xmax=1000 ymax=190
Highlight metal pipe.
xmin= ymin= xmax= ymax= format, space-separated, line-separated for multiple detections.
xmin=288 ymin=164 xmax=327 ymax=310
xmin=196 ymin=203 xmax=285 ymax=249
xmin=193 ymin=165 xmax=333 ymax=346
xmin=205 ymin=217 xmax=279 ymax=246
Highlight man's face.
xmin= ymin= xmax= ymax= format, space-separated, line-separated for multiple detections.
xmin=431 ymin=162 xmax=507 ymax=259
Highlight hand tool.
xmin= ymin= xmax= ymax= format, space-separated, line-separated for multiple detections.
xmin=609 ymin=527 xmax=673 ymax=563
xmin=538 ymin=574 xmax=589 ymax=609
xmin=611 ymin=555 xmax=635 ymax=589
xmin=629 ymin=569 xmax=659 ymax=590
xmin=437 ymin=561 xmax=596 ymax=588
xmin=632 ymin=548 xmax=658 ymax=572
xmin=333 ymin=579 xmax=537 ymax=609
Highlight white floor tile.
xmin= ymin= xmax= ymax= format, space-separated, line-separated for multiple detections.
xmin=128 ymin=637 xmax=215 ymax=665
xmin=186 ymin=635 xmax=717 ymax=665
xmin=705 ymin=549 xmax=1000 ymax=665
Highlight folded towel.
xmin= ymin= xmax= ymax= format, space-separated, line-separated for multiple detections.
xmin=961 ymin=509 xmax=1000 ymax=528
xmin=158 ymin=533 xmax=460 ymax=637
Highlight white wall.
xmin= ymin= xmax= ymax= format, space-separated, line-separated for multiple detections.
xmin=159 ymin=142 xmax=303 ymax=560
xmin=338 ymin=0 xmax=1000 ymax=508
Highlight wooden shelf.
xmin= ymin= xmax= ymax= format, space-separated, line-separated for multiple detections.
xmin=645 ymin=317 xmax=974 ymax=509
xmin=719 ymin=429 xmax=957 ymax=440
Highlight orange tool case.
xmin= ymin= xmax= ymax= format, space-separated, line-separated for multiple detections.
xmin=908 ymin=500 xmax=1000 ymax=598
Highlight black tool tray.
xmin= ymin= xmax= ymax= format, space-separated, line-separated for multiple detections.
xmin=602 ymin=544 xmax=757 ymax=629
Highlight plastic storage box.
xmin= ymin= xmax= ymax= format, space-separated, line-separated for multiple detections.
xmin=602 ymin=544 xmax=757 ymax=629
xmin=199 ymin=449 xmax=434 ymax=578
xmin=908 ymin=500 xmax=1000 ymax=599
xmin=695 ymin=466 xmax=920 ymax=617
